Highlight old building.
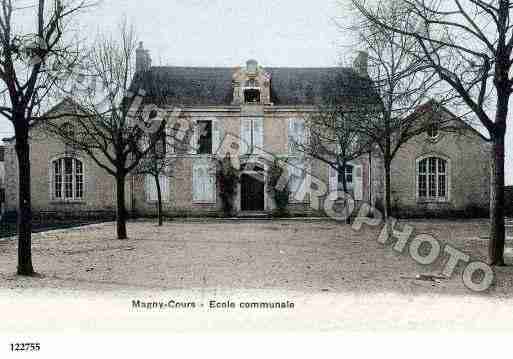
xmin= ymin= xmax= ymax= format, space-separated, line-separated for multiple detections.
xmin=3 ymin=43 xmax=491 ymax=219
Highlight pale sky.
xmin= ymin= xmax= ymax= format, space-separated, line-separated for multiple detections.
xmin=1 ymin=0 xmax=512 ymax=184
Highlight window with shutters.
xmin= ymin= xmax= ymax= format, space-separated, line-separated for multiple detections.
xmin=51 ymin=157 xmax=84 ymax=201
xmin=337 ymin=165 xmax=354 ymax=194
xmin=192 ymin=159 xmax=216 ymax=203
xmin=240 ymin=118 xmax=263 ymax=154
xmin=328 ymin=163 xmax=363 ymax=200
xmin=141 ymin=127 xmax=167 ymax=157
xmin=145 ymin=175 xmax=169 ymax=202
xmin=197 ymin=120 xmax=212 ymax=154
xmin=288 ymin=118 xmax=306 ymax=154
xmin=191 ymin=118 xmax=221 ymax=155
xmin=288 ymin=158 xmax=310 ymax=203
xmin=417 ymin=156 xmax=448 ymax=201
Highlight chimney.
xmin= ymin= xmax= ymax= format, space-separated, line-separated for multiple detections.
xmin=136 ymin=41 xmax=152 ymax=73
xmin=353 ymin=51 xmax=368 ymax=77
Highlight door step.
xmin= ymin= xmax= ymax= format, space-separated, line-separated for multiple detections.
xmin=237 ymin=212 xmax=271 ymax=219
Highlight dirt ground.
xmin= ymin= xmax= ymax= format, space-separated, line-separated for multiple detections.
xmin=2 ymin=218 xmax=513 ymax=332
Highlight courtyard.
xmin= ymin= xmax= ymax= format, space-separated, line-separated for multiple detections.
xmin=2 ymin=219 xmax=513 ymax=332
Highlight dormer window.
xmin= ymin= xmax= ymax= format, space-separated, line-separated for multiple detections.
xmin=246 ymin=79 xmax=258 ymax=87
xmin=244 ymin=89 xmax=261 ymax=103
xmin=232 ymin=59 xmax=271 ymax=105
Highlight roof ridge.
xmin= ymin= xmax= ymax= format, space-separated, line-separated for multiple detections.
xmin=149 ymin=65 xmax=352 ymax=70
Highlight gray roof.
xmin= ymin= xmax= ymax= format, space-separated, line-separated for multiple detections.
xmin=130 ymin=66 xmax=379 ymax=107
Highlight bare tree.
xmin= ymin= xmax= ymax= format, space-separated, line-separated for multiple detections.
xmin=295 ymin=91 xmax=374 ymax=222
xmin=351 ymin=0 xmax=510 ymax=265
xmin=345 ymin=1 xmax=444 ymax=223
xmin=0 ymin=0 xmax=94 ymax=275
xmin=135 ymin=127 xmax=175 ymax=226
xmin=47 ymin=21 xmax=166 ymax=239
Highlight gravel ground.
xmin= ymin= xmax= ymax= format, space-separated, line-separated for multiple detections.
xmin=2 ymin=218 xmax=513 ymax=332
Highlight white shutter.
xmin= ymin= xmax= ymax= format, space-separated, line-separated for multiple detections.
xmin=193 ymin=159 xmax=215 ymax=203
xmin=253 ymin=118 xmax=264 ymax=153
xmin=212 ymin=119 xmax=222 ymax=155
xmin=159 ymin=175 xmax=169 ymax=202
xmin=328 ymin=165 xmax=338 ymax=197
xmin=206 ymin=163 xmax=216 ymax=203
xmin=294 ymin=119 xmax=305 ymax=153
xmin=240 ymin=119 xmax=252 ymax=154
xmin=192 ymin=160 xmax=203 ymax=202
xmin=141 ymin=134 xmax=150 ymax=153
xmin=165 ymin=121 xmax=174 ymax=154
xmin=145 ymin=175 xmax=157 ymax=202
xmin=353 ymin=164 xmax=363 ymax=200
xmin=302 ymin=159 xmax=311 ymax=202
xmin=189 ymin=120 xmax=198 ymax=154
xmin=288 ymin=118 xmax=295 ymax=153
xmin=289 ymin=159 xmax=308 ymax=202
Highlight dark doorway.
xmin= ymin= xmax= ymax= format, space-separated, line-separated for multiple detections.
xmin=241 ymin=172 xmax=265 ymax=211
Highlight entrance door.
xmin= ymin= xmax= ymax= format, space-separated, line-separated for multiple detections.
xmin=241 ymin=172 xmax=265 ymax=211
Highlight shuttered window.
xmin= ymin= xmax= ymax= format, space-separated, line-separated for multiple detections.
xmin=288 ymin=118 xmax=306 ymax=154
xmin=328 ymin=163 xmax=363 ymax=200
xmin=288 ymin=158 xmax=309 ymax=203
xmin=145 ymin=175 xmax=169 ymax=202
xmin=191 ymin=118 xmax=221 ymax=155
xmin=240 ymin=117 xmax=264 ymax=154
xmin=192 ymin=159 xmax=216 ymax=203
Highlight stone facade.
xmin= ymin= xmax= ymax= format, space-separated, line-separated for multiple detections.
xmin=3 ymin=51 xmax=491 ymax=219
xmin=3 ymin=103 xmax=125 ymax=218
xmin=389 ymin=119 xmax=490 ymax=217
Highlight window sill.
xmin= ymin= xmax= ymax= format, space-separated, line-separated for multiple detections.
xmin=50 ymin=200 xmax=86 ymax=204
xmin=170 ymin=154 xmax=217 ymax=158
xmin=417 ymin=198 xmax=450 ymax=204
xmin=289 ymin=200 xmax=310 ymax=204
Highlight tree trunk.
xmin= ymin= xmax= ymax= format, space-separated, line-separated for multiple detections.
xmin=154 ymin=175 xmax=163 ymax=226
xmin=15 ymin=126 xmax=35 ymax=276
xmin=383 ymin=159 xmax=392 ymax=221
xmin=116 ymin=174 xmax=128 ymax=239
xmin=339 ymin=163 xmax=351 ymax=224
xmin=489 ymin=134 xmax=506 ymax=266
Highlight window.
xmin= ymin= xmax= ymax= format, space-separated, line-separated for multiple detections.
xmin=60 ymin=122 xmax=77 ymax=148
xmin=427 ymin=123 xmax=439 ymax=139
xmin=288 ymin=158 xmax=309 ymax=202
xmin=246 ymin=79 xmax=259 ymax=87
xmin=145 ymin=175 xmax=169 ymax=202
xmin=192 ymin=159 xmax=216 ymax=203
xmin=52 ymin=157 xmax=84 ymax=200
xmin=337 ymin=165 xmax=354 ymax=193
xmin=190 ymin=119 xmax=220 ymax=155
xmin=60 ymin=122 xmax=75 ymax=138
xmin=244 ymin=89 xmax=260 ymax=103
xmin=329 ymin=163 xmax=363 ymax=200
xmin=288 ymin=118 xmax=306 ymax=154
xmin=141 ymin=127 xmax=167 ymax=157
xmin=417 ymin=156 xmax=448 ymax=200
xmin=197 ymin=120 xmax=212 ymax=154
xmin=240 ymin=118 xmax=263 ymax=154
xmin=151 ymin=130 xmax=167 ymax=157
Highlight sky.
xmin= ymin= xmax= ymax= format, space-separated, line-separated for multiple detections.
xmin=0 ymin=0 xmax=512 ymax=184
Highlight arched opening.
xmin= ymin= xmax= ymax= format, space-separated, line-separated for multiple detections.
xmin=240 ymin=161 xmax=265 ymax=211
